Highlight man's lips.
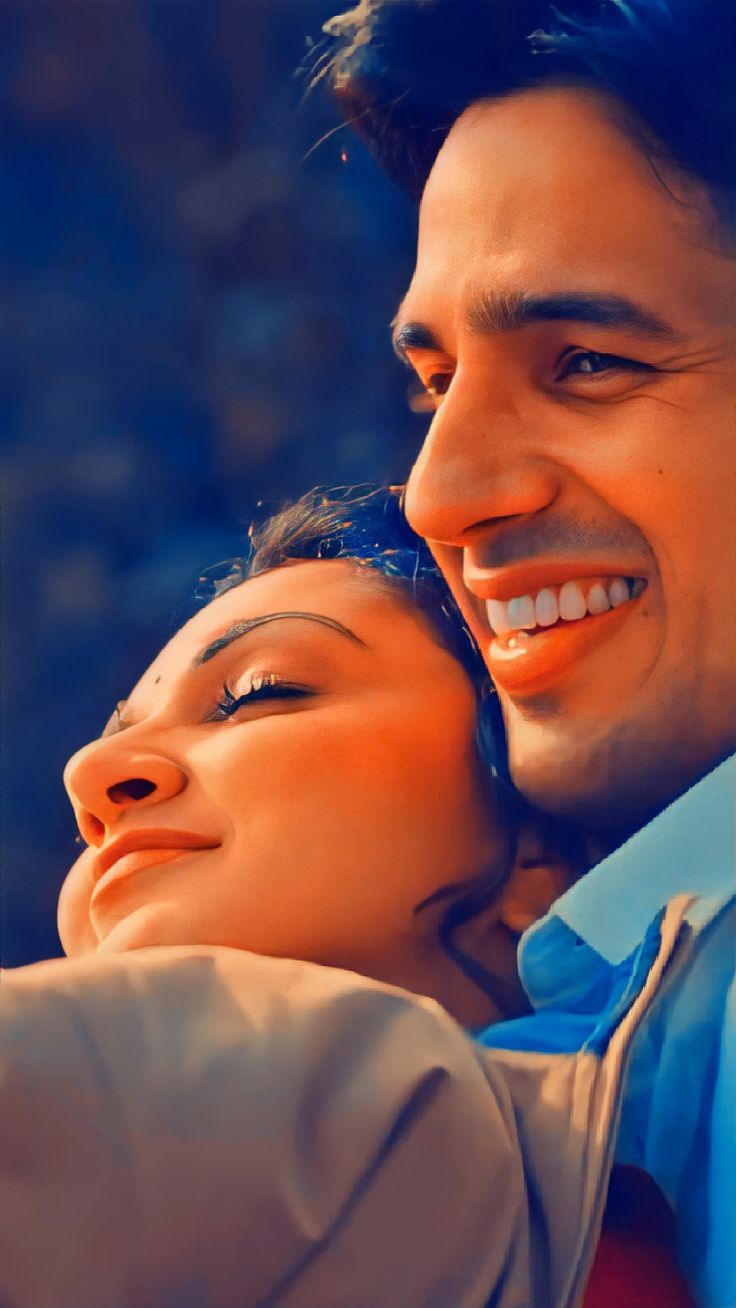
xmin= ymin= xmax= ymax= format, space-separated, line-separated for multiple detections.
xmin=463 ymin=559 xmax=648 ymax=603
xmin=461 ymin=560 xmax=650 ymax=696
xmin=484 ymin=601 xmax=644 ymax=695
xmin=93 ymin=829 xmax=220 ymax=884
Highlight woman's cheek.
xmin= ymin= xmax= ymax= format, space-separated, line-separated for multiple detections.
xmin=57 ymin=851 xmax=99 ymax=956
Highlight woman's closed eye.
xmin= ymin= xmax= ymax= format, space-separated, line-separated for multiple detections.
xmin=206 ymin=674 xmax=314 ymax=722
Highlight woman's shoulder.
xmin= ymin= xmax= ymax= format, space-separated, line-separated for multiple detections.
xmin=0 ymin=946 xmax=541 ymax=1308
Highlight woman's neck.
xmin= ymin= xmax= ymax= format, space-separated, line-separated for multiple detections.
xmin=353 ymin=934 xmax=526 ymax=1032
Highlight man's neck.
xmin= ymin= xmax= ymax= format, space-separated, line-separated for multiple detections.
xmin=584 ymin=743 xmax=736 ymax=868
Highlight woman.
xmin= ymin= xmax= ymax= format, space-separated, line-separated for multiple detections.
xmin=58 ymin=485 xmax=576 ymax=1028
xmin=1 ymin=488 xmax=691 ymax=1308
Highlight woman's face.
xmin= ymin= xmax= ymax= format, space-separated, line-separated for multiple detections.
xmin=61 ymin=559 xmax=508 ymax=984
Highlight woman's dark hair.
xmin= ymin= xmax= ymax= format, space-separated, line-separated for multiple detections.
xmin=308 ymin=0 xmax=735 ymax=241
xmin=195 ymin=484 xmax=570 ymax=1014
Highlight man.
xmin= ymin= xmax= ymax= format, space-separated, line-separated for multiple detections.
xmin=317 ymin=0 xmax=735 ymax=1303
xmin=0 ymin=6 xmax=732 ymax=1305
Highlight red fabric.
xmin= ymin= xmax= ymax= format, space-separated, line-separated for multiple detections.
xmin=583 ymin=1167 xmax=696 ymax=1308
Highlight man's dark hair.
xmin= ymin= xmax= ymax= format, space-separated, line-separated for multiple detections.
xmin=309 ymin=0 xmax=735 ymax=239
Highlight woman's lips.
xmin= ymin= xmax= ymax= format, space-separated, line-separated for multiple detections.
xmin=91 ymin=831 xmax=220 ymax=899
xmin=481 ymin=592 xmax=646 ymax=696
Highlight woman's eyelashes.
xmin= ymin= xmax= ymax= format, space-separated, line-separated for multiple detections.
xmin=206 ymin=674 xmax=313 ymax=722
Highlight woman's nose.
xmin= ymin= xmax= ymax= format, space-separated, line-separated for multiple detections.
xmin=64 ymin=742 xmax=187 ymax=846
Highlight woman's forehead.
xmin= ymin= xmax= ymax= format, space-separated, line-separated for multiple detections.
xmin=189 ymin=559 xmax=390 ymax=639
xmin=145 ymin=559 xmax=435 ymax=682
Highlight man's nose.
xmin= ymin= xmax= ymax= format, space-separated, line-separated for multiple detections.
xmin=404 ymin=386 xmax=560 ymax=546
xmin=64 ymin=741 xmax=187 ymax=846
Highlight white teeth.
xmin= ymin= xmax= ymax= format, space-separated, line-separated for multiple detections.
xmin=586 ymin=582 xmax=611 ymax=616
xmin=507 ymin=595 xmax=536 ymax=630
xmin=535 ymin=588 xmax=559 ymax=627
xmin=558 ymin=581 xmax=587 ymax=621
xmin=608 ymin=578 xmax=630 ymax=607
xmin=487 ymin=598 xmax=512 ymax=635
xmin=485 ymin=574 xmax=642 ymax=636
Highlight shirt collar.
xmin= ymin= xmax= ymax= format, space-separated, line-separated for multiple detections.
xmin=522 ymin=753 xmax=736 ymax=969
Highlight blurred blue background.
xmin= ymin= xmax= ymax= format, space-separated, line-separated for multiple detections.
xmin=1 ymin=0 xmax=422 ymax=966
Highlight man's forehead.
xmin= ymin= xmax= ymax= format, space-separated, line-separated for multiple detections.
xmin=422 ymin=105 xmax=644 ymax=244
xmin=424 ymin=86 xmax=643 ymax=186
xmin=399 ymin=89 xmax=734 ymax=338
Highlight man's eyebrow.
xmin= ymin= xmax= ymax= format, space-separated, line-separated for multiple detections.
xmin=391 ymin=289 xmax=681 ymax=360
xmin=468 ymin=290 xmax=681 ymax=341
xmin=193 ymin=611 xmax=367 ymax=668
xmin=391 ymin=320 xmax=444 ymax=363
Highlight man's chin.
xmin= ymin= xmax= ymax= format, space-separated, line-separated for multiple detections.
xmin=505 ymin=703 xmax=733 ymax=843
xmin=504 ymin=714 xmax=661 ymax=837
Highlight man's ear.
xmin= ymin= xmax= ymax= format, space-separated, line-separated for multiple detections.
xmin=497 ymin=824 xmax=578 ymax=934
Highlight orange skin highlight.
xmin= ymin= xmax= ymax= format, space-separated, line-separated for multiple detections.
xmin=398 ymin=88 xmax=736 ymax=832
xmin=60 ymin=559 xmax=566 ymax=1028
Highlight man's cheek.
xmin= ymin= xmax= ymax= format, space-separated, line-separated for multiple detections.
xmin=428 ymin=542 xmax=475 ymax=621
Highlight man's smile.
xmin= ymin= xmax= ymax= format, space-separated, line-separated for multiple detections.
xmin=463 ymin=563 xmax=650 ymax=697
xmin=483 ymin=576 xmax=647 ymax=638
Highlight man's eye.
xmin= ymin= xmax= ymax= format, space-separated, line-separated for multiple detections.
xmin=425 ymin=372 xmax=453 ymax=397
xmin=407 ymin=372 xmax=453 ymax=413
xmin=557 ymin=350 xmax=655 ymax=380
xmin=101 ymin=702 xmax=128 ymax=737
xmin=206 ymin=675 xmax=312 ymax=722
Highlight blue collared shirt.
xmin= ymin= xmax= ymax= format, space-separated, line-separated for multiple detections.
xmin=480 ymin=754 xmax=736 ymax=1307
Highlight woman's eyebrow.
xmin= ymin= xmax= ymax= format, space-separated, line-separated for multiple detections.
xmin=193 ymin=611 xmax=368 ymax=668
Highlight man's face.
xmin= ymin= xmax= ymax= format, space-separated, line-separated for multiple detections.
xmin=400 ymin=88 xmax=736 ymax=830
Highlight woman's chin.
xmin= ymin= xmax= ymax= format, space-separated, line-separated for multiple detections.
xmin=93 ymin=902 xmax=189 ymax=954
